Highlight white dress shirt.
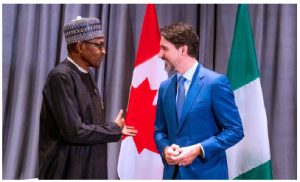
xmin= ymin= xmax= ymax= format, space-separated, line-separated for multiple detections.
xmin=67 ymin=56 xmax=88 ymax=73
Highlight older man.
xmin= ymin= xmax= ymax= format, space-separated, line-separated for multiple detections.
xmin=39 ymin=17 xmax=136 ymax=179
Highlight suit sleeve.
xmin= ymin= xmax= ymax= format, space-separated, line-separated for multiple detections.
xmin=44 ymin=73 xmax=122 ymax=145
xmin=200 ymin=75 xmax=244 ymax=159
xmin=154 ymin=85 xmax=171 ymax=159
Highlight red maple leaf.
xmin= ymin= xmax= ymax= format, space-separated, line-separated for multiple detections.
xmin=125 ymin=78 xmax=158 ymax=154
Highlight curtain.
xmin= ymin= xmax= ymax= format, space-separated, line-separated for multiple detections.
xmin=2 ymin=4 xmax=296 ymax=179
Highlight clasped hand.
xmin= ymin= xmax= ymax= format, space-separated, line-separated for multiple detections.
xmin=163 ymin=143 xmax=201 ymax=166
xmin=114 ymin=109 xmax=138 ymax=136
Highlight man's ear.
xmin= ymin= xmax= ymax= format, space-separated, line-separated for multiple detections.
xmin=75 ymin=42 xmax=83 ymax=53
xmin=181 ymin=45 xmax=188 ymax=56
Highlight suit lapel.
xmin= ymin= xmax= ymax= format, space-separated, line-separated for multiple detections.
xmin=178 ymin=65 xmax=205 ymax=132
xmin=164 ymin=76 xmax=179 ymax=132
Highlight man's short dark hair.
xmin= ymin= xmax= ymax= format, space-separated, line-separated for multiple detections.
xmin=67 ymin=43 xmax=77 ymax=53
xmin=160 ymin=22 xmax=199 ymax=59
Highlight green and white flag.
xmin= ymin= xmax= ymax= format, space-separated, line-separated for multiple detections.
xmin=226 ymin=4 xmax=272 ymax=179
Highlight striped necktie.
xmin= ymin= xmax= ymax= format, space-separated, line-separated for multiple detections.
xmin=176 ymin=76 xmax=186 ymax=122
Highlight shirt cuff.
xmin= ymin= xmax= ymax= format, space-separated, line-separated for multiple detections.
xmin=199 ymin=143 xmax=205 ymax=158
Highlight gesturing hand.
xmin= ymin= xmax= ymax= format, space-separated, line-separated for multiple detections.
xmin=122 ymin=125 xmax=138 ymax=136
xmin=114 ymin=109 xmax=125 ymax=128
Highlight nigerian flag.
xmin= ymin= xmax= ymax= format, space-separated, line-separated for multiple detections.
xmin=226 ymin=4 xmax=272 ymax=179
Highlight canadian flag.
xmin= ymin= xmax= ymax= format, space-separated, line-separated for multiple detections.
xmin=117 ymin=4 xmax=167 ymax=179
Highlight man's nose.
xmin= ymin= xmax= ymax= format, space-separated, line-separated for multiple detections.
xmin=158 ymin=50 xmax=163 ymax=58
xmin=101 ymin=47 xmax=106 ymax=54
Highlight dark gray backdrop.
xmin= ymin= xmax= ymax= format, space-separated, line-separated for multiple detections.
xmin=2 ymin=4 xmax=296 ymax=179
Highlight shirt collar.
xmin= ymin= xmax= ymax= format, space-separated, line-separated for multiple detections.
xmin=67 ymin=56 xmax=89 ymax=73
xmin=177 ymin=61 xmax=199 ymax=82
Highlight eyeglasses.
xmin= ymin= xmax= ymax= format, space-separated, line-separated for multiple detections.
xmin=84 ymin=41 xmax=105 ymax=50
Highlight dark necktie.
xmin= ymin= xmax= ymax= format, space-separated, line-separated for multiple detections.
xmin=176 ymin=76 xmax=186 ymax=122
